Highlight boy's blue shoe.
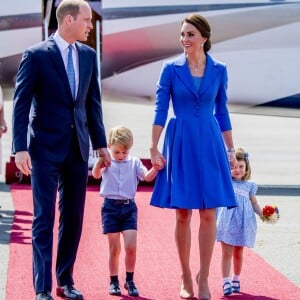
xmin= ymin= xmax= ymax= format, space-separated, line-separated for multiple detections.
xmin=223 ymin=282 xmax=232 ymax=296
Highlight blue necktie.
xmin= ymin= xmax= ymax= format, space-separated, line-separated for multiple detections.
xmin=67 ymin=44 xmax=76 ymax=100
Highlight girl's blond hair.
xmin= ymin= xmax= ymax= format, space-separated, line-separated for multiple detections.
xmin=235 ymin=147 xmax=251 ymax=180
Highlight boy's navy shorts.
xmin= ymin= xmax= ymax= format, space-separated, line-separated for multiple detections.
xmin=101 ymin=198 xmax=138 ymax=234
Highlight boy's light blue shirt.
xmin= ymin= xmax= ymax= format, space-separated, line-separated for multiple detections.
xmin=100 ymin=155 xmax=147 ymax=200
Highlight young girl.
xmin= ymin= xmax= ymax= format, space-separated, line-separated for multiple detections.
xmin=92 ymin=126 xmax=162 ymax=297
xmin=216 ymin=148 xmax=262 ymax=296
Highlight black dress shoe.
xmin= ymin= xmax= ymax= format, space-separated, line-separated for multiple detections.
xmin=36 ymin=292 xmax=54 ymax=300
xmin=124 ymin=281 xmax=139 ymax=297
xmin=56 ymin=285 xmax=83 ymax=300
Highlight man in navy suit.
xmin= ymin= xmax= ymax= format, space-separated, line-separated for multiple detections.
xmin=12 ymin=1 xmax=111 ymax=299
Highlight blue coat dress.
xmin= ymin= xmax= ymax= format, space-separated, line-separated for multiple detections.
xmin=150 ymin=53 xmax=236 ymax=209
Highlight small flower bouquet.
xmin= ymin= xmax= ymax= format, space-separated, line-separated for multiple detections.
xmin=261 ymin=204 xmax=280 ymax=224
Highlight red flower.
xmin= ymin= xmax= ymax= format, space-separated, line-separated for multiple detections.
xmin=263 ymin=205 xmax=275 ymax=217
xmin=261 ymin=204 xmax=280 ymax=224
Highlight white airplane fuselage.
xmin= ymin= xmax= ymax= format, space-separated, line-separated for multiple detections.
xmin=1 ymin=0 xmax=299 ymax=108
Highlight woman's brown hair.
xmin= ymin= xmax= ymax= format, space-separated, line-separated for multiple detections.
xmin=182 ymin=14 xmax=212 ymax=52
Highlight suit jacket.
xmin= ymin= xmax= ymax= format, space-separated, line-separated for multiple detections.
xmin=12 ymin=36 xmax=107 ymax=162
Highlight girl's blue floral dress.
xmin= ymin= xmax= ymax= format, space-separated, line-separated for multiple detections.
xmin=216 ymin=179 xmax=258 ymax=247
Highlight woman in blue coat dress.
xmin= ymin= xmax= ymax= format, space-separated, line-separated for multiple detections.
xmin=149 ymin=14 xmax=237 ymax=300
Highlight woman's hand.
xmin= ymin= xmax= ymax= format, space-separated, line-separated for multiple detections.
xmin=150 ymin=147 xmax=166 ymax=170
xmin=228 ymin=151 xmax=237 ymax=168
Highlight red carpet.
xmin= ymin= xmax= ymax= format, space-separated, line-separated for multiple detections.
xmin=6 ymin=184 xmax=300 ymax=299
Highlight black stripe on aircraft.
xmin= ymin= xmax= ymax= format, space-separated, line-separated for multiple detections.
xmin=102 ymin=2 xmax=293 ymax=20
xmin=259 ymin=94 xmax=300 ymax=109
xmin=0 ymin=13 xmax=42 ymax=31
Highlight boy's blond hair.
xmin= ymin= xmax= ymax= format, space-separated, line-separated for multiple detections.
xmin=108 ymin=126 xmax=133 ymax=150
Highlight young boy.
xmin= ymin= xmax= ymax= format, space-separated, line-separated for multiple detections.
xmin=92 ymin=126 xmax=163 ymax=297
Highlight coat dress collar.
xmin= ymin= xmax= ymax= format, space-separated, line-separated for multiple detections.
xmin=173 ymin=53 xmax=223 ymax=98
